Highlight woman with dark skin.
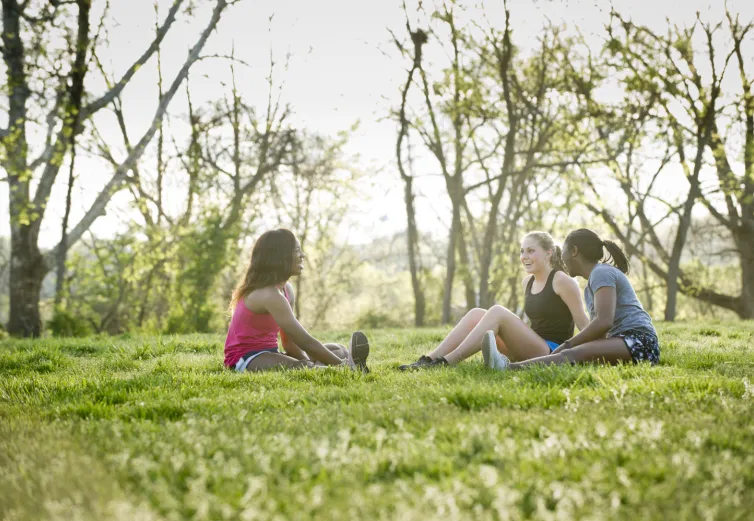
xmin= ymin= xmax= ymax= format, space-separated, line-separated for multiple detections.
xmin=482 ymin=229 xmax=659 ymax=370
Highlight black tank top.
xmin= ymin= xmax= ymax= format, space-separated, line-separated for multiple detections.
xmin=525 ymin=270 xmax=574 ymax=344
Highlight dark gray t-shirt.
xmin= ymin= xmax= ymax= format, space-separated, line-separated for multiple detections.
xmin=584 ymin=264 xmax=656 ymax=337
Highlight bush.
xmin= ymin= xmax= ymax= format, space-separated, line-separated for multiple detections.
xmin=48 ymin=309 xmax=93 ymax=337
xmin=356 ymin=309 xmax=403 ymax=329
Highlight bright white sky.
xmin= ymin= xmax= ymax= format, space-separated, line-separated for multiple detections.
xmin=2 ymin=0 xmax=753 ymax=248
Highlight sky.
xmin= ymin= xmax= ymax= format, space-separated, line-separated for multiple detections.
xmin=2 ymin=0 xmax=753 ymax=249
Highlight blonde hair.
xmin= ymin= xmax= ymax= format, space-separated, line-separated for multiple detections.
xmin=523 ymin=231 xmax=566 ymax=272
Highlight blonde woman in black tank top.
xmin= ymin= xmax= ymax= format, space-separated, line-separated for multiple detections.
xmin=399 ymin=232 xmax=589 ymax=370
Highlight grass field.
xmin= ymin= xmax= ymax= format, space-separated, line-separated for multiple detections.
xmin=1 ymin=321 xmax=753 ymax=520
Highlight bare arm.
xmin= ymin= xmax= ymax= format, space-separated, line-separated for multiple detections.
xmin=553 ymin=286 xmax=616 ymax=352
xmin=553 ymin=272 xmax=590 ymax=331
xmin=279 ymin=283 xmax=310 ymax=361
xmin=263 ymin=290 xmax=343 ymax=365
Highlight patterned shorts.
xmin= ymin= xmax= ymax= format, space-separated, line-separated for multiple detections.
xmin=614 ymin=329 xmax=660 ymax=365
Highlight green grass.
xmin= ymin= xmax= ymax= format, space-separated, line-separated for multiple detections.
xmin=1 ymin=322 xmax=753 ymax=520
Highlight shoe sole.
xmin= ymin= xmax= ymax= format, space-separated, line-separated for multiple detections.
xmin=482 ymin=330 xmax=496 ymax=369
xmin=350 ymin=331 xmax=370 ymax=373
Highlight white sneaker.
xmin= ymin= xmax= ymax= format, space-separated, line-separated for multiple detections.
xmin=492 ymin=350 xmax=510 ymax=371
xmin=482 ymin=330 xmax=496 ymax=369
xmin=481 ymin=330 xmax=510 ymax=371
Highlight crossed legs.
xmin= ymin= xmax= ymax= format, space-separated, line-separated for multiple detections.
xmin=508 ymin=337 xmax=632 ymax=369
xmin=246 ymin=343 xmax=348 ymax=372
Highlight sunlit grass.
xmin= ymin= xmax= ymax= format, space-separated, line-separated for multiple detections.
xmin=1 ymin=322 xmax=754 ymax=520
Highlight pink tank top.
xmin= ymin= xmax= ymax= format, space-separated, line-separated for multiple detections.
xmin=224 ymin=285 xmax=290 ymax=367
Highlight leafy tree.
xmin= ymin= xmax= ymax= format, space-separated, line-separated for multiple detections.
xmin=0 ymin=0 xmax=236 ymax=336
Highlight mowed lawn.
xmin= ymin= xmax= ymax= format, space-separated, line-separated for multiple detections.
xmin=1 ymin=322 xmax=753 ymax=521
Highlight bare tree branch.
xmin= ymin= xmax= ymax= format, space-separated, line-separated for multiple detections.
xmin=44 ymin=0 xmax=231 ymax=268
xmin=80 ymin=0 xmax=185 ymax=118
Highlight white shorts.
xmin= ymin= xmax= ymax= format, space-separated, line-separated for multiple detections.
xmin=234 ymin=348 xmax=280 ymax=372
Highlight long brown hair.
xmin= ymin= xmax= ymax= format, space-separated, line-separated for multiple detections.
xmin=229 ymin=229 xmax=297 ymax=311
xmin=524 ymin=231 xmax=566 ymax=272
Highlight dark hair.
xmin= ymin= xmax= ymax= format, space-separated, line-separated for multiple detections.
xmin=523 ymin=231 xmax=567 ymax=272
xmin=564 ymin=228 xmax=630 ymax=274
xmin=229 ymin=229 xmax=297 ymax=311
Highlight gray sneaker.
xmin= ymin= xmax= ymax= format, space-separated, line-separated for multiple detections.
xmin=349 ymin=331 xmax=370 ymax=373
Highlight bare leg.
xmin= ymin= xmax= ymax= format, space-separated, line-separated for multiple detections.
xmin=427 ymin=308 xmax=486 ymax=359
xmin=444 ymin=305 xmax=550 ymax=365
xmin=509 ymin=337 xmax=632 ymax=369
xmin=245 ymin=352 xmax=314 ymax=372
xmin=496 ymin=334 xmax=509 ymax=357
xmin=324 ymin=343 xmax=348 ymax=360
xmin=309 ymin=343 xmax=350 ymax=367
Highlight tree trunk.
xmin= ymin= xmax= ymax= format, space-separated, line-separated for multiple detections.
xmin=4 ymin=0 xmax=36 ymax=335
xmin=478 ymin=172 xmax=510 ymax=308
xmin=55 ymin=145 xmax=77 ymax=307
xmin=403 ymin=176 xmax=425 ymax=326
xmin=664 ymin=173 xmax=701 ymax=322
xmin=8 ymin=229 xmax=46 ymax=337
xmin=736 ymin=230 xmax=754 ymax=319
xmin=642 ymin=261 xmax=653 ymax=313
xmin=478 ymin=198 xmax=503 ymax=309
xmin=442 ymin=189 xmax=462 ymax=324
xmin=664 ymin=264 xmax=679 ymax=321
xmin=456 ymin=219 xmax=476 ymax=311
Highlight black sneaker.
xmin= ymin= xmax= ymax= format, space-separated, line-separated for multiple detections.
xmin=349 ymin=331 xmax=370 ymax=373
xmin=427 ymin=356 xmax=449 ymax=368
xmin=398 ymin=355 xmax=433 ymax=371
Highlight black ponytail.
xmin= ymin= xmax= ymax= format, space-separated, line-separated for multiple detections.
xmin=565 ymin=229 xmax=630 ymax=274
xmin=601 ymin=239 xmax=630 ymax=274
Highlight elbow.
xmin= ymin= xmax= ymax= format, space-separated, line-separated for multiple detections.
xmin=594 ymin=317 xmax=613 ymax=336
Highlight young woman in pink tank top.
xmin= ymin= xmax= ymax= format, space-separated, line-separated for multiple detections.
xmin=225 ymin=228 xmax=370 ymax=373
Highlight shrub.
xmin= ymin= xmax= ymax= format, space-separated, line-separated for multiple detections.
xmin=356 ymin=309 xmax=402 ymax=329
xmin=48 ymin=309 xmax=93 ymax=337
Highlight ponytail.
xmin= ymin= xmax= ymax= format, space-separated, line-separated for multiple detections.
xmin=601 ymin=239 xmax=630 ymax=274
xmin=564 ymin=228 xmax=631 ymax=274
xmin=551 ymin=245 xmax=567 ymax=273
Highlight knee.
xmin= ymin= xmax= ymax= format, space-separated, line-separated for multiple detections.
xmin=467 ymin=308 xmax=486 ymax=321
xmin=488 ymin=304 xmax=512 ymax=319
xmin=328 ymin=343 xmax=347 ymax=357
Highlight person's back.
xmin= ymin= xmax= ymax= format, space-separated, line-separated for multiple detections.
xmin=224 ymin=285 xmax=288 ymax=368
xmin=584 ymin=263 xmax=655 ymax=337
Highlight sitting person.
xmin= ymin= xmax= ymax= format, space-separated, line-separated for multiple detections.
xmin=399 ymin=231 xmax=589 ymax=370
xmin=224 ymin=228 xmax=369 ymax=372
xmin=483 ymin=228 xmax=659 ymax=370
